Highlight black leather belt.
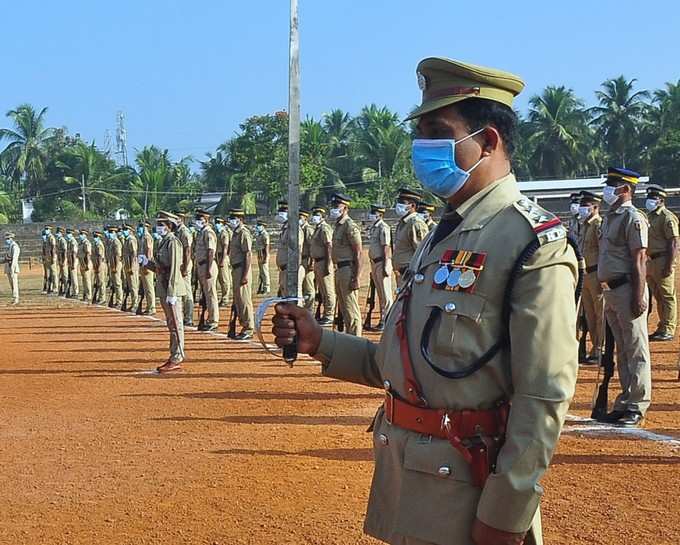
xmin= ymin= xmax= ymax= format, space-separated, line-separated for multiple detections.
xmin=198 ymin=259 xmax=207 ymax=266
xmin=586 ymin=265 xmax=598 ymax=274
xmin=279 ymin=264 xmax=287 ymax=271
xmin=336 ymin=260 xmax=352 ymax=269
xmin=371 ymin=256 xmax=384 ymax=264
xmin=232 ymin=262 xmax=242 ymax=269
xmin=314 ymin=257 xmax=326 ymax=263
xmin=606 ymin=276 xmax=629 ymax=290
xmin=650 ymin=252 xmax=667 ymax=260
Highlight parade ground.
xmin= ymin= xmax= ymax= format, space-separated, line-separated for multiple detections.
xmin=1 ymin=269 xmax=679 ymax=545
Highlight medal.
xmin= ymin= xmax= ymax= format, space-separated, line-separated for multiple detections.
xmin=447 ymin=268 xmax=461 ymax=288
xmin=434 ymin=265 xmax=450 ymax=285
xmin=458 ymin=269 xmax=476 ymax=289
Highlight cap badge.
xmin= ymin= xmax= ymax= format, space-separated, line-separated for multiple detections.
xmin=417 ymin=71 xmax=428 ymax=91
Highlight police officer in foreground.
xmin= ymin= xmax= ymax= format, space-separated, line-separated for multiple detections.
xmin=77 ymin=229 xmax=93 ymax=303
xmin=175 ymin=212 xmax=195 ymax=327
xmin=215 ymin=217 xmax=232 ymax=307
xmin=92 ymin=230 xmax=107 ymax=304
xmin=644 ymin=184 xmax=679 ymax=341
xmin=577 ymin=191 xmax=604 ymax=362
xmin=273 ymin=57 xmax=578 ymax=545
xmin=309 ymin=206 xmax=335 ymax=325
xmin=393 ymin=187 xmax=429 ymax=284
xmin=106 ymin=226 xmax=123 ymax=307
xmin=367 ymin=204 xmax=393 ymax=330
xmin=4 ymin=233 xmax=20 ymax=304
xmin=330 ymin=193 xmax=363 ymax=336
xmin=417 ymin=201 xmax=438 ymax=231
xmin=597 ymin=167 xmax=651 ymax=427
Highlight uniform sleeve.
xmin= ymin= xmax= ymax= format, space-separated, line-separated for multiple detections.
xmin=380 ymin=224 xmax=389 ymax=247
xmin=208 ymin=230 xmax=217 ymax=251
xmin=167 ymin=240 xmax=184 ymax=298
xmin=626 ymin=213 xmax=647 ymax=250
xmin=315 ymin=329 xmax=383 ymax=388
xmin=242 ymin=230 xmax=252 ymax=253
xmin=348 ymin=223 xmax=362 ymax=248
xmin=476 ymin=237 xmax=578 ymax=533
xmin=663 ymin=213 xmax=679 ymax=239
xmin=322 ymin=225 xmax=332 ymax=245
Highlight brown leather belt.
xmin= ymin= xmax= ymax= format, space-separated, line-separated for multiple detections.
xmin=336 ymin=260 xmax=352 ymax=268
xmin=586 ymin=265 xmax=597 ymax=274
xmin=384 ymin=390 xmax=509 ymax=487
xmin=650 ymin=252 xmax=667 ymax=260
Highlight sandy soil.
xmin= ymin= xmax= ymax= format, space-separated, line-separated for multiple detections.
xmin=0 ymin=267 xmax=678 ymax=545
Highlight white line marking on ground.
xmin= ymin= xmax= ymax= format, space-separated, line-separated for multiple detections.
xmin=564 ymin=414 xmax=680 ymax=447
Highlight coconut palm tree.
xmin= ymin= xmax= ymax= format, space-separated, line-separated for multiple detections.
xmin=590 ymin=76 xmax=650 ymax=167
xmin=0 ymin=104 xmax=55 ymax=193
xmin=653 ymin=80 xmax=680 ymax=131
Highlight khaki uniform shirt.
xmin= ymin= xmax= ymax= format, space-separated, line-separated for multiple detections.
xmin=425 ymin=217 xmax=438 ymax=232
xmin=578 ymin=215 xmax=602 ymax=269
xmin=4 ymin=241 xmax=20 ymax=274
xmin=301 ymin=222 xmax=314 ymax=259
xmin=276 ymin=222 xmax=303 ymax=268
xmin=314 ymin=174 xmax=578 ymax=543
xmin=228 ymin=224 xmax=252 ymax=266
xmin=195 ymin=226 xmax=217 ymax=265
xmin=393 ymin=212 xmax=428 ymax=270
xmin=369 ymin=219 xmax=391 ymax=261
xmin=92 ymin=238 xmax=106 ymax=270
xmin=140 ymin=231 xmax=154 ymax=259
xmin=647 ymin=205 xmax=679 ymax=255
xmin=154 ymin=233 xmax=186 ymax=298
xmin=310 ymin=221 xmax=333 ymax=260
xmin=107 ymin=237 xmax=123 ymax=271
xmin=597 ymin=202 xmax=648 ymax=282
xmin=57 ymin=237 xmax=67 ymax=266
xmin=254 ymin=228 xmax=270 ymax=256
xmin=217 ymin=227 xmax=231 ymax=265
xmin=44 ymin=234 xmax=56 ymax=266
xmin=176 ymin=225 xmax=193 ymax=270
xmin=331 ymin=215 xmax=361 ymax=264
xmin=123 ymin=236 xmax=139 ymax=272
xmin=77 ymin=238 xmax=92 ymax=270
xmin=66 ymin=237 xmax=78 ymax=269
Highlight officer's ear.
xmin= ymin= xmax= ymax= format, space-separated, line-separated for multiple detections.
xmin=478 ymin=126 xmax=500 ymax=157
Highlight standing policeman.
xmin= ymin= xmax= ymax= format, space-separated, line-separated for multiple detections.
xmin=56 ymin=227 xmax=68 ymax=295
xmin=106 ymin=226 xmax=124 ymax=308
xmin=4 ymin=233 xmax=20 ymax=304
xmin=330 ymin=193 xmax=362 ymax=336
xmin=597 ymin=167 xmax=651 ymax=427
xmin=273 ymin=57 xmax=578 ymax=545
xmin=227 ymin=209 xmax=254 ymax=340
xmin=215 ymin=217 xmax=232 ymax=308
xmin=300 ymin=209 xmax=316 ymax=311
xmin=644 ymin=184 xmax=679 ymax=341
xmin=77 ymin=229 xmax=93 ymax=303
xmin=92 ymin=230 xmax=107 ymax=304
xmin=368 ymin=204 xmax=393 ymax=330
xmin=65 ymin=229 xmax=79 ymax=298
xmin=567 ymin=192 xmax=581 ymax=241
xmin=393 ymin=188 xmax=429 ymax=284
xmin=309 ymin=206 xmax=335 ymax=325
xmin=44 ymin=225 xmax=58 ymax=294
xmin=254 ymin=220 xmax=271 ymax=294
xmin=138 ymin=221 xmax=156 ymax=314
xmin=175 ymin=212 xmax=196 ymax=327
xmin=417 ymin=201 xmax=438 ymax=231
xmin=194 ymin=209 xmax=219 ymax=331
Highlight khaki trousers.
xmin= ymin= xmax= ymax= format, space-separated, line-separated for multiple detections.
xmin=110 ymin=268 xmax=123 ymax=306
xmin=335 ymin=264 xmax=361 ymax=336
xmin=370 ymin=259 xmax=393 ymax=322
xmin=140 ymin=269 xmax=156 ymax=312
xmin=647 ymin=257 xmax=677 ymax=336
xmin=217 ymin=262 xmax=232 ymax=305
xmin=313 ymin=260 xmax=335 ymax=320
xmin=604 ymin=283 xmax=652 ymax=415
xmin=42 ymin=261 xmax=49 ymax=291
xmin=157 ymin=281 xmax=185 ymax=362
xmin=257 ymin=252 xmax=270 ymax=293
xmin=6 ymin=272 xmax=19 ymax=303
xmin=67 ymin=267 xmax=79 ymax=297
xmin=93 ymin=267 xmax=107 ymax=304
xmin=182 ymin=262 xmax=194 ymax=325
xmin=231 ymin=264 xmax=254 ymax=332
xmin=581 ymin=272 xmax=603 ymax=355
xmin=125 ymin=269 xmax=140 ymax=309
xmin=47 ymin=261 xmax=58 ymax=293
xmin=198 ymin=261 xmax=219 ymax=325
xmin=58 ymin=262 xmax=67 ymax=291
xmin=302 ymin=261 xmax=315 ymax=311
xmin=79 ymin=267 xmax=92 ymax=302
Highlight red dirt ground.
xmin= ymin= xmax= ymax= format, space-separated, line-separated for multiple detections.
xmin=0 ymin=267 xmax=678 ymax=545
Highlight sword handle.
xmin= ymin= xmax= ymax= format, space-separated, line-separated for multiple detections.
xmin=283 ymin=338 xmax=297 ymax=366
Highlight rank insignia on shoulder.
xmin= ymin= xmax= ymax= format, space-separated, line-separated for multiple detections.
xmin=432 ymin=249 xmax=486 ymax=293
xmin=513 ymin=198 xmax=566 ymax=245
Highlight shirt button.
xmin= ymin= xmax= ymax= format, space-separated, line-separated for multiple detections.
xmin=437 ymin=465 xmax=452 ymax=477
xmin=444 ymin=302 xmax=456 ymax=313
xmin=379 ymin=434 xmax=389 ymax=446
xmin=414 ymin=273 xmax=425 ymax=284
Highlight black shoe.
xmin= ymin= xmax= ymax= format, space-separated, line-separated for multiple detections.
xmin=317 ymin=317 xmax=333 ymax=326
xmin=580 ymin=355 xmax=600 ymax=366
xmin=649 ymin=331 xmax=673 ymax=342
xmin=374 ymin=321 xmax=385 ymax=331
xmin=617 ymin=411 xmax=644 ymax=428
xmin=234 ymin=331 xmax=253 ymax=340
xmin=596 ymin=409 xmax=626 ymax=424
xmin=184 ymin=321 xmax=194 ymax=328
xmin=203 ymin=323 xmax=218 ymax=332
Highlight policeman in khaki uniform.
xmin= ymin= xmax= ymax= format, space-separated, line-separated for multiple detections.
xmin=274 ymin=57 xmax=579 ymax=545
xmin=77 ymin=229 xmax=93 ymax=302
xmin=254 ymin=220 xmax=271 ymax=294
xmin=417 ymin=202 xmax=438 ymax=232
xmin=330 ymin=193 xmax=363 ymax=336
xmin=227 ymin=209 xmax=254 ymax=340
xmin=4 ymin=233 xmax=20 ymax=304
xmin=140 ymin=211 xmax=186 ymax=373
xmin=300 ymin=209 xmax=316 ymax=311
xmin=56 ymin=227 xmax=68 ymax=294
xmin=393 ymin=188 xmax=429 ymax=282
xmin=175 ymin=212 xmax=196 ymax=327
xmin=215 ymin=217 xmax=232 ymax=307
xmin=644 ymin=184 xmax=679 ymax=341
xmin=567 ymin=192 xmax=581 ymax=241
xmin=597 ymin=167 xmax=652 ymax=427
xmin=106 ymin=226 xmax=123 ymax=307
xmin=41 ymin=226 xmax=50 ymax=293
xmin=368 ymin=204 xmax=394 ymax=330
xmin=65 ymin=229 xmax=79 ymax=298
xmin=309 ymin=206 xmax=335 ymax=325
xmin=194 ymin=209 xmax=219 ymax=331
xmin=121 ymin=224 xmax=140 ymax=310
xmin=275 ymin=201 xmax=304 ymax=297
xmin=577 ymin=191 xmax=604 ymax=361
xmin=44 ymin=225 xmax=58 ymax=294
xmin=92 ymin=230 xmax=107 ymax=304
xmin=137 ymin=221 xmax=156 ymax=314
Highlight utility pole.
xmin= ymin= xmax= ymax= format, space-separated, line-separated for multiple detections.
xmin=115 ymin=111 xmax=128 ymax=166
xmin=81 ymin=173 xmax=86 ymax=213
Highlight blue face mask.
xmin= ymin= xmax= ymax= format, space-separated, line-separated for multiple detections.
xmin=42 ymin=234 xmax=47 ymax=241
xmin=136 ymin=227 xmax=144 ymax=237
xmin=5 ymin=239 xmax=11 ymax=246
xmin=411 ymin=129 xmax=486 ymax=199
xmin=78 ymin=234 xmax=85 ymax=242
xmin=215 ymin=223 xmax=223 ymax=233
xmin=122 ymin=229 xmax=130 ymax=238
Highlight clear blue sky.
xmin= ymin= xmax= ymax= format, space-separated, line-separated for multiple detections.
xmin=2 ymin=0 xmax=679 ymax=164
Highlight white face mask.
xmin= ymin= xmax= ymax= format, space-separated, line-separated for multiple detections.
xmin=256 ymin=224 xmax=264 ymax=232
xmin=329 ymin=207 xmax=342 ymax=220
xmin=602 ymin=185 xmax=620 ymax=206
xmin=276 ymin=211 xmax=288 ymax=223
xmin=367 ymin=213 xmax=377 ymax=222
xmin=418 ymin=212 xmax=430 ymax=221
xmin=570 ymin=203 xmax=580 ymax=216
xmin=645 ymin=198 xmax=660 ymax=212
xmin=195 ymin=219 xmax=206 ymax=230
xmin=577 ymin=206 xmax=592 ymax=220
xmin=310 ymin=214 xmax=322 ymax=225
xmin=395 ymin=202 xmax=409 ymax=217
xmin=229 ymin=218 xmax=240 ymax=229
xmin=157 ymin=225 xmax=168 ymax=237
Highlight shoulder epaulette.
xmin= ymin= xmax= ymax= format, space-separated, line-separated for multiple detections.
xmin=512 ymin=197 xmax=567 ymax=245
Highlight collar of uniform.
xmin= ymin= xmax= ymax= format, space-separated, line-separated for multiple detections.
xmin=651 ymin=204 xmax=665 ymax=216
xmin=337 ymin=214 xmax=349 ymax=226
xmin=586 ymin=213 xmax=601 ymax=225
xmin=612 ymin=200 xmax=633 ymax=215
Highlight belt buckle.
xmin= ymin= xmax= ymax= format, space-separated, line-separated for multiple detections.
xmin=384 ymin=383 xmax=394 ymax=425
